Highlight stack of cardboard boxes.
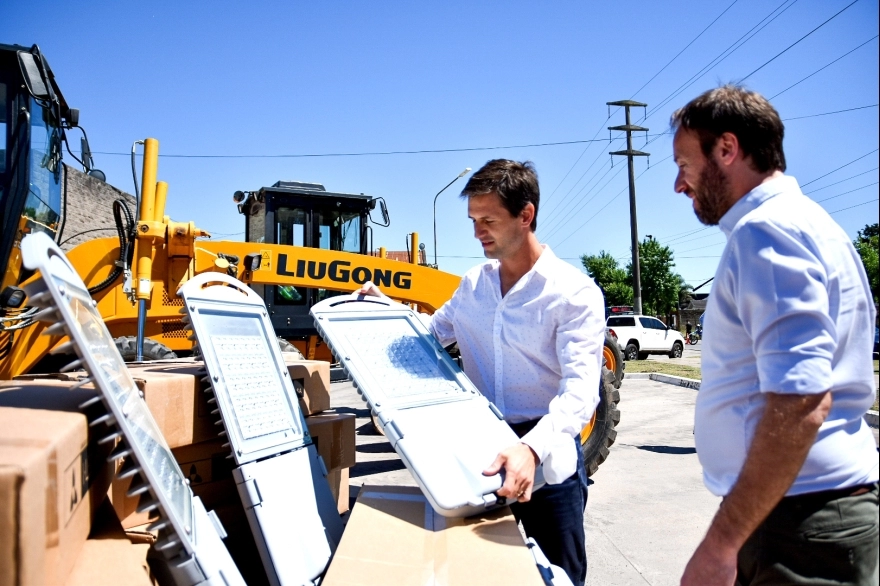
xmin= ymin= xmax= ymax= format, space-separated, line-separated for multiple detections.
xmin=1 ymin=357 xmax=548 ymax=586
xmin=0 ymin=379 xmax=148 ymax=585
xmin=0 ymin=356 xmax=355 ymax=586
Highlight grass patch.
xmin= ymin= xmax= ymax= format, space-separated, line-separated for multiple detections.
xmin=625 ymin=360 xmax=702 ymax=380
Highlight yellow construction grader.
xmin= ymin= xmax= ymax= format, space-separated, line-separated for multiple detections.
xmin=0 ymin=43 xmax=621 ymax=475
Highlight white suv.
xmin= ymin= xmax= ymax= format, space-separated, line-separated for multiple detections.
xmin=606 ymin=315 xmax=685 ymax=361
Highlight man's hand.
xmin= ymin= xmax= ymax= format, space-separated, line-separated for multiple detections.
xmin=681 ymin=527 xmax=739 ymax=586
xmin=483 ymin=443 xmax=539 ymax=503
xmin=356 ymin=281 xmax=387 ymax=299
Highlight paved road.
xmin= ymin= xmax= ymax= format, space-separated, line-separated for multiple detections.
xmin=330 ymin=376 xmax=719 ymax=585
xmin=584 ymin=378 xmax=718 ymax=586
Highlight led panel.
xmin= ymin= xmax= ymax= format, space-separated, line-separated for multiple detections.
xmin=22 ymin=236 xmax=192 ymax=544
xmin=313 ymin=309 xmax=478 ymax=411
xmin=179 ymin=274 xmax=306 ymax=464
xmin=20 ymin=233 xmax=245 ymax=585
xmin=180 ymin=272 xmax=344 ymax=585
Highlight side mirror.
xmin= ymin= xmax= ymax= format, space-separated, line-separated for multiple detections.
xmin=379 ymin=199 xmax=390 ymax=226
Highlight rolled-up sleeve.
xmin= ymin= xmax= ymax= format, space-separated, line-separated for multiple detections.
xmin=522 ymin=283 xmax=605 ymax=481
xmin=733 ymin=222 xmax=836 ymax=394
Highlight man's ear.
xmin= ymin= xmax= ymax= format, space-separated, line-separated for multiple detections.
xmin=520 ymin=202 xmax=535 ymax=228
xmin=714 ymin=132 xmax=741 ymax=167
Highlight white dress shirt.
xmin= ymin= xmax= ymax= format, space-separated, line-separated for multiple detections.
xmin=696 ymin=175 xmax=879 ymax=497
xmin=429 ymin=245 xmax=605 ymax=483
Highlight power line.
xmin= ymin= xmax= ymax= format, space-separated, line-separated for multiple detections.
xmin=815 ymin=181 xmax=879 ymax=203
xmin=91 ymin=108 xmax=873 ymax=162
xmin=784 ymin=104 xmax=878 ymax=120
xmin=541 ymin=151 xmax=621 ymax=235
xmin=769 ymin=34 xmax=879 ymax=99
xmin=829 ymin=197 xmax=879 ymax=215
xmin=801 ymin=148 xmax=879 ymax=187
xmin=804 ymin=167 xmax=878 ymax=194
xmin=541 ymin=116 xmax=615 ymax=210
xmin=548 ymin=155 xmax=674 ymax=249
xmin=673 ymin=239 xmax=728 ymax=255
xmin=646 ymin=0 xmax=800 ymax=119
xmin=95 ymin=137 xmax=608 ymax=159
xmin=666 ymin=230 xmax=726 ymax=247
xmin=207 ymin=231 xmax=245 ymax=236
xmin=659 ymin=226 xmax=712 ymax=242
xmin=736 ymin=0 xmax=862 ymax=83
xmin=630 ymin=0 xmax=741 ymax=100
xmin=543 ymin=164 xmax=628 ymax=242
xmin=540 ymin=141 xmax=620 ymax=231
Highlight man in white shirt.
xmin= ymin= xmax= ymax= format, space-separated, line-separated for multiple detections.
xmin=672 ymin=85 xmax=879 ymax=586
xmin=362 ymin=159 xmax=605 ymax=585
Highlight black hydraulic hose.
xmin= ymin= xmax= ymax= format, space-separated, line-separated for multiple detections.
xmin=88 ymin=199 xmax=136 ymax=295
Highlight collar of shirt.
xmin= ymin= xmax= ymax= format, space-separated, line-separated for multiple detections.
xmin=719 ymin=175 xmax=800 ymax=237
xmin=484 ymin=244 xmax=557 ymax=299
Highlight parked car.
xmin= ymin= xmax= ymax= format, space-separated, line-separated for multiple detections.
xmin=606 ymin=314 xmax=685 ymax=360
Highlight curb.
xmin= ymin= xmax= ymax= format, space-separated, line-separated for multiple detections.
xmin=625 ymin=374 xmax=879 ymax=429
xmin=623 ymin=372 xmax=700 ymax=390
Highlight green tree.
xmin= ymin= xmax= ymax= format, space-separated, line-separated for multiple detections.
xmin=581 ymin=250 xmax=633 ymax=306
xmin=626 ymin=237 xmax=683 ymax=316
xmin=854 ymin=223 xmax=879 ymax=303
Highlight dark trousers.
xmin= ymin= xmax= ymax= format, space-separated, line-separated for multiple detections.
xmin=509 ymin=421 xmax=589 ymax=586
xmin=736 ymin=483 xmax=879 ymax=586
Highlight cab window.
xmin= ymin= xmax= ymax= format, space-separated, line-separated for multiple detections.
xmin=317 ymin=210 xmax=361 ymax=253
xmin=24 ymin=97 xmax=62 ymax=238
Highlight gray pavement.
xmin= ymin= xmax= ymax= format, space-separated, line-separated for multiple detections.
xmin=584 ymin=378 xmax=718 ymax=586
xmin=330 ymin=375 xmax=719 ymax=585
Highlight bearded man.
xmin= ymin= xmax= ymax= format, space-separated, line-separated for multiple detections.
xmin=672 ymin=85 xmax=878 ymax=586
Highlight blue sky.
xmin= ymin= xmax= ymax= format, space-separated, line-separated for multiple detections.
xmin=3 ymin=0 xmax=878 ymax=288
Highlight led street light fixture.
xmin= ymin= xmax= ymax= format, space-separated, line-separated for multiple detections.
xmin=20 ymin=232 xmax=244 ymax=586
xmin=179 ymin=272 xmax=344 ymax=586
xmin=311 ymin=293 xmax=545 ymax=518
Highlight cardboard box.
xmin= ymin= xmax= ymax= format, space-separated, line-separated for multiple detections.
xmin=64 ymin=498 xmax=154 ymax=586
xmin=109 ymin=458 xmax=157 ymax=529
xmin=305 ymin=412 xmax=356 ymax=472
xmin=124 ymin=363 xmax=217 ymax=449
xmin=327 ymin=467 xmax=351 ymax=515
xmin=0 ymin=399 xmax=113 ymax=586
xmin=113 ymin=438 xmax=238 ymax=528
xmin=322 ymin=485 xmax=545 ymax=586
xmin=172 ymin=439 xmax=238 ymax=511
xmin=282 ymin=355 xmax=330 ymax=415
xmin=125 ymin=359 xmax=331 ymax=448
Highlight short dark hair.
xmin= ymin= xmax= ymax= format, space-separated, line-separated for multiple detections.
xmin=460 ymin=159 xmax=540 ymax=230
xmin=671 ymin=85 xmax=786 ymax=173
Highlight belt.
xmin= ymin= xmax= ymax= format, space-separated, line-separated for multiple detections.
xmin=508 ymin=419 xmax=540 ymax=439
xmin=782 ymin=482 xmax=878 ymax=504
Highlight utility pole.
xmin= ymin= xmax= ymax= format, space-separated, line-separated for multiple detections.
xmin=607 ymin=99 xmax=649 ymax=315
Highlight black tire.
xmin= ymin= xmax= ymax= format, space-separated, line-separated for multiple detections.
xmin=603 ymin=332 xmax=624 ymax=389
xmin=114 ymin=336 xmax=177 ymax=362
xmin=623 ymin=343 xmax=639 ymax=361
xmin=276 ymin=337 xmax=305 ymax=360
xmin=668 ymin=341 xmax=684 ymax=359
xmin=637 ymin=352 xmax=649 ymax=360
xmin=581 ymin=366 xmax=621 ymax=477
